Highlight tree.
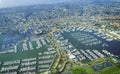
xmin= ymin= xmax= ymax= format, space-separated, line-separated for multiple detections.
xmin=72 ymin=66 xmax=87 ymax=74
xmin=51 ymin=68 xmax=57 ymax=74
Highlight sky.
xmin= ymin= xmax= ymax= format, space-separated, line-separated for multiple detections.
xmin=0 ymin=0 xmax=70 ymax=8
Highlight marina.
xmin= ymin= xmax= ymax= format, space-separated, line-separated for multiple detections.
xmin=53 ymin=26 xmax=120 ymax=63
xmin=61 ymin=26 xmax=120 ymax=56
xmin=0 ymin=37 xmax=57 ymax=74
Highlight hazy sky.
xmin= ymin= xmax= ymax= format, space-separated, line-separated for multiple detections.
xmin=0 ymin=0 xmax=70 ymax=8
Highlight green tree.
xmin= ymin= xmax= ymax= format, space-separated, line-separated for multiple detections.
xmin=72 ymin=66 xmax=87 ymax=74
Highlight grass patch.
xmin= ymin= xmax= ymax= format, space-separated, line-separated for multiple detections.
xmin=72 ymin=66 xmax=87 ymax=74
xmin=85 ymin=66 xmax=94 ymax=74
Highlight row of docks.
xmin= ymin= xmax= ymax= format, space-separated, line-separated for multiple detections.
xmin=62 ymin=26 xmax=78 ymax=33
xmin=20 ymin=66 xmax=36 ymax=73
xmin=0 ymin=45 xmax=57 ymax=74
xmin=70 ymin=32 xmax=102 ymax=46
xmin=1 ymin=72 xmax=17 ymax=74
xmin=0 ymin=65 xmax=19 ymax=72
xmin=38 ymin=48 xmax=57 ymax=73
xmin=53 ymin=31 xmax=103 ymax=61
xmin=19 ymin=57 xmax=37 ymax=74
xmin=0 ymin=58 xmax=37 ymax=73
xmin=102 ymin=50 xmax=114 ymax=56
xmin=70 ymin=49 xmax=114 ymax=61
xmin=22 ymin=57 xmax=36 ymax=62
xmin=53 ymin=31 xmax=76 ymax=56
xmin=21 ymin=38 xmax=50 ymax=51
xmin=93 ymin=31 xmax=114 ymax=41
xmin=43 ymin=50 xmax=56 ymax=55
xmin=61 ymin=26 xmax=93 ymax=33
xmin=21 ymin=61 xmax=36 ymax=67
xmin=38 ymin=55 xmax=56 ymax=60
xmin=2 ymin=60 xmax=20 ymax=66
xmin=1 ymin=41 xmax=16 ymax=49
xmin=53 ymin=32 xmax=63 ymax=40
xmin=20 ymin=72 xmax=36 ymax=74
xmin=38 ymin=46 xmax=55 ymax=55
xmin=38 ymin=55 xmax=56 ymax=73
xmin=37 ymin=45 xmax=56 ymax=73
xmin=39 ymin=69 xmax=49 ymax=72
xmin=0 ymin=60 xmax=20 ymax=73
xmin=20 ymin=58 xmax=37 ymax=73
xmin=0 ymin=38 xmax=50 ymax=54
xmin=0 ymin=45 xmax=17 ymax=54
